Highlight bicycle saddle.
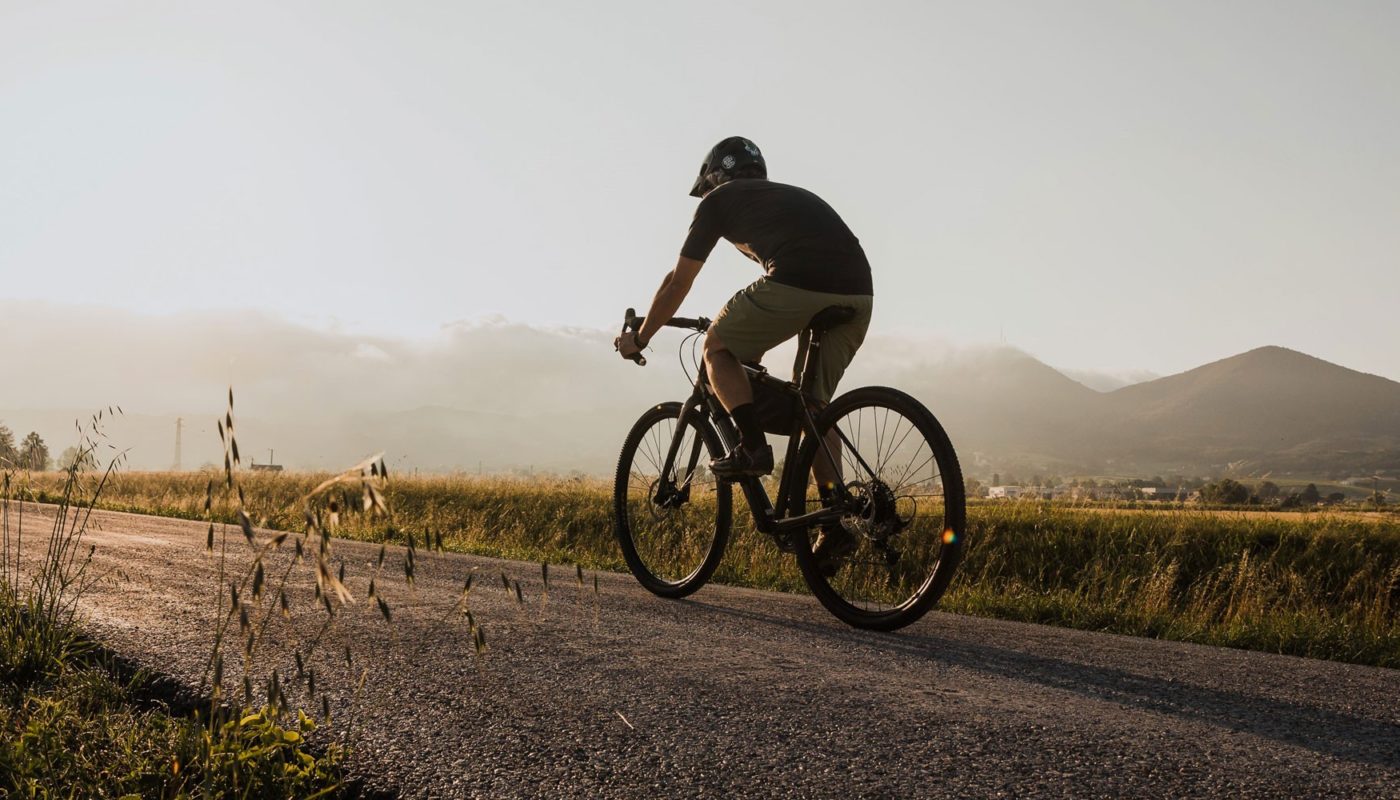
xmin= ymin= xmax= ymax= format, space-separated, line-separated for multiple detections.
xmin=806 ymin=305 xmax=858 ymax=333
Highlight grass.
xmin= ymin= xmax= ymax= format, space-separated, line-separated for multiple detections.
xmin=21 ymin=469 xmax=1400 ymax=669
xmin=0 ymin=591 xmax=341 ymax=798
xmin=1 ymin=402 xmax=356 ymax=799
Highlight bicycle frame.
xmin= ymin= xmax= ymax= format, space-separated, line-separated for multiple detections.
xmin=655 ymin=330 xmax=862 ymax=539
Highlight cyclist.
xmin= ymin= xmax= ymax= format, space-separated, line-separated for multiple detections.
xmin=615 ymin=136 xmax=874 ymax=569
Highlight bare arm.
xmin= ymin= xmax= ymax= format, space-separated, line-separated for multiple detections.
xmin=636 ymin=256 xmax=704 ymax=345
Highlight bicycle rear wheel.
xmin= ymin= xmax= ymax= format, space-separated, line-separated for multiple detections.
xmin=613 ymin=401 xmax=732 ymax=598
xmin=791 ymin=386 xmax=965 ymax=631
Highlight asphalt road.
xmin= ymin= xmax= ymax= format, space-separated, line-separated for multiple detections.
xmin=15 ymin=503 xmax=1400 ymax=798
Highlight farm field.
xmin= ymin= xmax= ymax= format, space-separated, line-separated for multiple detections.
xmin=17 ymin=470 xmax=1400 ymax=669
xmin=994 ymin=501 xmax=1399 ymax=524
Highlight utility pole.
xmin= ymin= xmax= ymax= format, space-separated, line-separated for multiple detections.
xmin=173 ymin=418 xmax=183 ymax=472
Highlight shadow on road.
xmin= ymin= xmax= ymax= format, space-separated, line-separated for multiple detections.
xmin=680 ymin=598 xmax=1400 ymax=770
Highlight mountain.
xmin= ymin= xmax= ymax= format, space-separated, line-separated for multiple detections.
xmin=887 ymin=344 xmax=1400 ymax=477
xmin=890 ymin=348 xmax=1106 ymax=466
xmin=6 ymin=345 xmax=1396 ymax=479
xmin=1094 ymin=346 xmax=1400 ymax=474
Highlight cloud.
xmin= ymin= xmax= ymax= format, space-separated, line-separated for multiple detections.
xmin=0 ymin=301 xmax=696 ymax=471
xmin=0 ymin=300 xmax=1077 ymax=474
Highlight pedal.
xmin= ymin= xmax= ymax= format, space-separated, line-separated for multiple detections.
xmin=769 ymin=531 xmax=800 ymax=554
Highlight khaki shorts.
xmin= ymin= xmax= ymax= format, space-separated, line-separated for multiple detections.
xmin=710 ymin=277 xmax=873 ymax=402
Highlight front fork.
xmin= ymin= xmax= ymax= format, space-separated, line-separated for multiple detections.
xmin=653 ymin=395 xmax=708 ymax=509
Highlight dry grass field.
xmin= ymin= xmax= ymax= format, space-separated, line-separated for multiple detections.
xmin=17 ymin=470 xmax=1400 ymax=669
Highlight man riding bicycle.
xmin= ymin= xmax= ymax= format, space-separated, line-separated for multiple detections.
xmin=615 ymin=136 xmax=874 ymax=568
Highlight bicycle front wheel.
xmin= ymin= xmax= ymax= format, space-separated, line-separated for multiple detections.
xmin=613 ymin=401 xmax=732 ymax=598
xmin=791 ymin=386 xmax=966 ymax=631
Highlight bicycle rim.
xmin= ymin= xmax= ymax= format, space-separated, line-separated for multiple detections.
xmin=613 ymin=402 xmax=731 ymax=598
xmin=792 ymin=387 xmax=965 ymax=630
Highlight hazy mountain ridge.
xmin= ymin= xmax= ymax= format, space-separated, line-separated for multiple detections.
xmin=828 ymin=344 xmax=1399 ymax=477
xmin=1091 ymin=346 xmax=1400 ymax=473
xmin=3 ymin=311 xmax=1396 ymax=477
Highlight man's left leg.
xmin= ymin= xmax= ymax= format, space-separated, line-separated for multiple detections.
xmin=805 ymin=298 xmax=873 ymax=574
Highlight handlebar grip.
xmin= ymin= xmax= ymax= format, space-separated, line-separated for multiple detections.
xmin=621 ymin=307 xmax=646 ymax=365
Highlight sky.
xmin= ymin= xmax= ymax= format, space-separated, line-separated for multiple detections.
xmin=2 ymin=0 xmax=1399 ymax=386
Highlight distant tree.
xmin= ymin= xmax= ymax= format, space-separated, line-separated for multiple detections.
xmin=1257 ymin=481 xmax=1281 ymax=502
xmin=1032 ymin=474 xmax=1043 ymax=488
xmin=0 ymin=423 xmax=15 ymax=467
xmin=18 ymin=432 xmax=50 ymax=471
xmin=1279 ymin=493 xmax=1302 ymax=509
xmin=1300 ymin=483 xmax=1321 ymax=505
xmin=57 ymin=446 xmax=96 ymax=471
xmin=1202 ymin=478 xmax=1250 ymax=505
xmin=1324 ymin=492 xmax=1346 ymax=505
xmin=992 ymin=473 xmax=1001 ymax=486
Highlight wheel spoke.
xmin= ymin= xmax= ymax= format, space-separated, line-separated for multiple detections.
xmin=800 ymin=392 xmax=963 ymax=626
xmin=617 ymin=407 xmax=729 ymax=591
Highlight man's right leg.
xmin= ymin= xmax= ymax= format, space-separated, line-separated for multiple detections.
xmin=702 ymin=331 xmax=753 ymax=412
xmin=704 ymin=280 xmax=812 ymax=477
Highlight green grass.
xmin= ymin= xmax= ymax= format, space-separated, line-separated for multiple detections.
xmin=0 ymin=586 xmax=343 ymax=799
xmin=4 ymin=441 xmax=348 ymax=799
xmin=20 ymin=470 xmax=1400 ymax=669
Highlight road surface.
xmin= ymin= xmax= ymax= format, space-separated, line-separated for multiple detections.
xmin=13 ymin=503 xmax=1400 ymax=798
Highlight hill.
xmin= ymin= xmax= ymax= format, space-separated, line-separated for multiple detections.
xmin=1095 ymin=346 xmax=1400 ymax=474
xmin=6 ymin=345 xmax=1397 ymax=479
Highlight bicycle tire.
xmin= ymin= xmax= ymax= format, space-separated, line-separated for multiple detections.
xmin=613 ymin=402 xmax=732 ymax=598
xmin=790 ymin=386 xmax=966 ymax=631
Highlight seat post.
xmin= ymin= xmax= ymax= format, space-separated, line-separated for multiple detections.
xmin=797 ymin=328 xmax=824 ymax=396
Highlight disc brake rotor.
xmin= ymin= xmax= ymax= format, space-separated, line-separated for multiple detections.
xmin=842 ymin=479 xmax=903 ymax=541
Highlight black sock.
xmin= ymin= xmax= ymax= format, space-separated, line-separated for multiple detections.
xmin=729 ymin=404 xmax=764 ymax=450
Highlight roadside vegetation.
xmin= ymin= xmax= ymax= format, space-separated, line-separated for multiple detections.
xmin=0 ymin=401 xmax=393 ymax=798
xmin=21 ymin=469 xmax=1400 ymax=669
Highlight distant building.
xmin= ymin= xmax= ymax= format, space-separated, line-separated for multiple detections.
xmin=1137 ymin=486 xmax=1181 ymax=501
xmin=250 ymin=449 xmax=283 ymax=472
xmin=987 ymin=486 xmax=1024 ymax=499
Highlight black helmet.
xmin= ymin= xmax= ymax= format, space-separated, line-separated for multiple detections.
xmin=689 ymin=136 xmax=765 ymax=198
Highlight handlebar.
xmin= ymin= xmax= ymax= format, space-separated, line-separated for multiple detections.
xmin=620 ymin=308 xmax=711 ymax=367
xmin=621 ymin=308 xmax=646 ymax=365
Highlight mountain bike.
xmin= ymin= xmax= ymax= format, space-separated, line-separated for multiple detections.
xmin=612 ymin=306 xmax=965 ymax=631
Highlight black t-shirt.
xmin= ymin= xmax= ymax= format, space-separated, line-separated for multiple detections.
xmin=679 ymin=179 xmax=874 ymax=296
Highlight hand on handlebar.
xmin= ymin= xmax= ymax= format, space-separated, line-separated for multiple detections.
xmin=616 ymin=308 xmax=648 ymax=365
xmin=615 ymin=330 xmax=648 ymax=365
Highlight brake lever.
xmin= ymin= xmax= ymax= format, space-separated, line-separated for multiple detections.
xmin=621 ymin=307 xmax=647 ymax=366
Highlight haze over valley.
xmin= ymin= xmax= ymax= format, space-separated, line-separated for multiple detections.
xmin=4 ymin=302 xmax=1396 ymax=481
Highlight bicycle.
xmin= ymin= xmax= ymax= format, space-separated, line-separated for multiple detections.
xmin=612 ymin=305 xmax=966 ymax=631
